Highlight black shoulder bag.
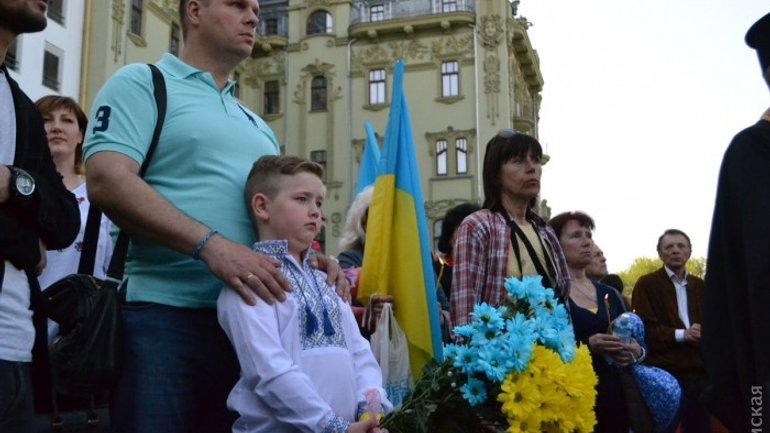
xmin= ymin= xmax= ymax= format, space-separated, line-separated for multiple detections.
xmin=38 ymin=64 xmax=166 ymax=430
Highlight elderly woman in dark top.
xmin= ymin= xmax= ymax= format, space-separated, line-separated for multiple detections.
xmin=450 ymin=130 xmax=570 ymax=326
xmin=549 ymin=211 xmax=644 ymax=433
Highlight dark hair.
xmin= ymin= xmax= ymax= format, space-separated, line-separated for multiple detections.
xmin=600 ymin=273 xmax=625 ymax=293
xmin=35 ymin=95 xmax=88 ymax=174
xmin=481 ymin=131 xmax=543 ymax=213
xmin=656 ymin=229 xmax=691 ymax=252
xmin=437 ymin=202 xmax=481 ymax=255
xmin=548 ymin=211 xmax=595 ymax=240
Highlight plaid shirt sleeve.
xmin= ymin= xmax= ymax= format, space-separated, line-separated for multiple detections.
xmin=450 ymin=215 xmax=486 ymax=326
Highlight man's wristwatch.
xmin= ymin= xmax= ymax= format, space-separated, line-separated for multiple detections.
xmin=7 ymin=166 xmax=36 ymax=200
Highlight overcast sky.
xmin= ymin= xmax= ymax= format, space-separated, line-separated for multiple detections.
xmin=518 ymin=0 xmax=769 ymax=272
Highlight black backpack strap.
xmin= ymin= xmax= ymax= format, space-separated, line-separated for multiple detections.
xmin=105 ymin=64 xmax=167 ymax=282
xmin=76 ymin=205 xmax=103 ymax=275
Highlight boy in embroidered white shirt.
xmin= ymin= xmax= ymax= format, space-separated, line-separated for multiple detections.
xmin=218 ymin=155 xmax=391 ymax=433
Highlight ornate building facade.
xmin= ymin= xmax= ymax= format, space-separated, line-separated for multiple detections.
xmin=81 ymin=0 xmax=544 ymax=255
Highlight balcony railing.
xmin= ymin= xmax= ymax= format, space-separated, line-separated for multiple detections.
xmin=351 ymin=0 xmax=474 ymax=25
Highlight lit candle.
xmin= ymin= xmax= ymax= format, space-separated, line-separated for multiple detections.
xmin=603 ymin=293 xmax=612 ymax=333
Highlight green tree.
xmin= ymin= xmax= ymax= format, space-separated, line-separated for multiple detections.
xmin=616 ymin=256 xmax=706 ymax=299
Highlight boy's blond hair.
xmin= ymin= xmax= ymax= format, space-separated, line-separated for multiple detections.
xmin=244 ymin=155 xmax=325 ymax=222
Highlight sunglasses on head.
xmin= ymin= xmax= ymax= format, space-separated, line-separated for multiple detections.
xmin=497 ymin=128 xmax=520 ymax=139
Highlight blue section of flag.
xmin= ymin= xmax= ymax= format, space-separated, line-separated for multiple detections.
xmin=354 ymin=122 xmax=381 ymax=195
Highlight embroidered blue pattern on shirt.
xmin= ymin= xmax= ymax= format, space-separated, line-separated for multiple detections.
xmin=252 ymin=240 xmax=346 ymax=350
xmin=322 ymin=414 xmax=350 ymax=433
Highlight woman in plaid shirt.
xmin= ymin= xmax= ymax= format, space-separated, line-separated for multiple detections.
xmin=449 ymin=130 xmax=570 ymax=326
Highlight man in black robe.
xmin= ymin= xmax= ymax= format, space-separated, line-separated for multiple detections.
xmin=702 ymin=12 xmax=770 ymax=433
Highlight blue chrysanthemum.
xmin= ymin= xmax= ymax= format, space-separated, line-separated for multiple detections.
xmin=443 ymin=343 xmax=461 ymax=360
xmin=471 ymin=303 xmax=504 ymax=333
xmin=505 ymin=313 xmax=536 ymax=341
xmin=504 ymin=277 xmax=526 ymax=300
xmin=556 ymin=327 xmax=576 ymax=362
xmin=523 ymin=275 xmax=547 ymax=305
xmin=460 ymin=377 xmax=487 ymax=406
xmin=477 ymin=342 xmax=509 ymax=383
xmin=453 ymin=324 xmax=475 ymax=339
xmin=453 ymin=345 xmax=479 ymax=374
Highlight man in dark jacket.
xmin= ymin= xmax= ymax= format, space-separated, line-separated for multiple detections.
xmin=0 ymin=1 xmax=80 ymax=431
xmin=633 ymin=229 xmax=709 ymax=433
xmin=702 ymin=12 xmax=770 ymax=433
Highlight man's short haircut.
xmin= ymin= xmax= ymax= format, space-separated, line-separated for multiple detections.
xmin=35 ymin=95 xmax=88 ymax=174
xmin=656 ymin=228 xmax=691 ymax=252
xmin=547 ymin=211 xmax=595 ymax=240
xmin=244 ymin=155 xmax=325 ymax=209
xmin=178 ymin=0 xmax=208 ymax=39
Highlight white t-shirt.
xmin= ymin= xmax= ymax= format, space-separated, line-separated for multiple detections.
xmin=0 ymin=69 xmax=17 ymax=164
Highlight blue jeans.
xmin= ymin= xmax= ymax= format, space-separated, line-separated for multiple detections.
xmin=110 ymin=303 xmax=239 ymax=433
xmin=0 ymin=360 xmax=33 ymax=433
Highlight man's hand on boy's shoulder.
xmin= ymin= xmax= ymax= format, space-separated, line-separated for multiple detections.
xmin=310 ymin=252 xmax=351 ymax=302
xmin=200 ymin=234 xmax=291 ymax=305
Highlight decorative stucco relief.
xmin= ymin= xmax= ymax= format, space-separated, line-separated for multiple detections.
xmin=350 ymin=44 xmax=390 ymax=72
xmin=111 ymin=0 xmax=125 ymax=62
xmin=293 ymin=59 xmax=343 ymax=105
xmin=387 ymin=40 xmax=430 ymax=62
xmin=479 ymin=15 xmax=504 ymax=49
xmin=425 ymin=199 xmax=477 ymax=221
xmin=241 ymin=52 xmax=285 ymax=89
xmin=479 ymin=14 xmax=504 ymax=126
xmin=351 ymin=40 xmax=428 ymax=72
xmin=424 ymin=127 xmax=477 ymax=157
xmin=430 ymin=34 xmax=473 ymax=61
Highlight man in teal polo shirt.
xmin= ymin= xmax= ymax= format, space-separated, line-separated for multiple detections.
xmin=83 ymin=1 xmax=343 ymax=432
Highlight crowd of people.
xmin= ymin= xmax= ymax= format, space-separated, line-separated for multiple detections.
xmin=1 ymin=0 xmax=768 ymax=432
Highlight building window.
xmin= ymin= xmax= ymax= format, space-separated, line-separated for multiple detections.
xmin=264 ymin=18 xmax=278 ymax=35
xmin=130 ymin=0 xmax=143 ymax=35
xmin=42 ymin=49 xmax=61 ymax=91
xmin=442 ymin=0 xmax=457 ymax=12
xmin=306 ymin=10 xmax=332 ymax=35
xmin=264 ymin=80 xmax=280 ymax=114
xmin=233 ymin=71 xmax=241 ymax=98
xmin=169 ymin=22 xmax=180 ymax=56
xmin=368 ymin=69 xmax=386 ymax=105
xmin=370 ymin=4 xmax=384 ymax=22
xmin=436 ymin=140 xmax=448 ymax=176
xmin=310 ymin=76 xmax=327 ymax=111
xmin=6 ymin=38 xmax=19 ymax=70
xmin=441 ymin=61 xmax=459 ymax=97
xmin=47 ymin=0 xmax=65 ymax=25
xmin=456 ymin=138 xmax=468 ymax=174
xmin=310 ymin=150 xmax=327 ymax=181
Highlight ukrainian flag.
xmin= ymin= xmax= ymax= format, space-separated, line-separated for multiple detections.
xmin=358 ymin=60 xmax=443 ymax=376
xmin=354 ymin=121 xmax=381 ymax=195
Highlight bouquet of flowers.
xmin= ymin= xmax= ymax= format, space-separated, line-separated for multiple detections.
xmin=379 ymin=275 xmax=598 ymax=433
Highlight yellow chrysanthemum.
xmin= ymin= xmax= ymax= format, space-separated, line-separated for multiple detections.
xmin=498 ymin=372 xmax=540 ymax=420
xmin=498 ymin=344 xmax=598 ymax=433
